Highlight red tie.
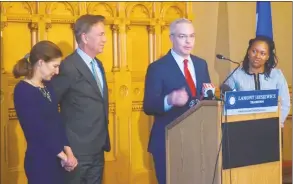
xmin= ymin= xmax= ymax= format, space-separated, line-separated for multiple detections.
xmin=183 ymin=59 xmax=196 ymax=97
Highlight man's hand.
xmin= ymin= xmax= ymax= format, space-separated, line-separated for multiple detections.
xmin=167 ymin=88 xmax=189 ymax=107
xmin=64 ymin=153 xmax=78 ymax=172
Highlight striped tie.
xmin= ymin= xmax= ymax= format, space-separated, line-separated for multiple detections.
xmin=90 ymin=59 xmax=103 ymax=96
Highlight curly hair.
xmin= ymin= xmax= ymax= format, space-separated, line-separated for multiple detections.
xmin=241 ymin=35 xmax=278 ymax=78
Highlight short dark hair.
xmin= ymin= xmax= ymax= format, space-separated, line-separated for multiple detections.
xmin=74 ymin=14 xmax=105 ymax=44
xmin=242 ymin=35 xmax=278 ymax=78
xmin=13 ymin=40 xmax=63 ymax=79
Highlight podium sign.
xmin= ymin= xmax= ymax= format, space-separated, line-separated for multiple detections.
xmin=224 ymin=89 xmax=278 ymax=115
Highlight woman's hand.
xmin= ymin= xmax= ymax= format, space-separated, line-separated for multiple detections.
xmin=57 ymin=151 xmax=68 ymax=167
xmin=63 ymin=146 xmax=78 ymax=172
xmin=57 ymin=151 xmax=67 ymax=162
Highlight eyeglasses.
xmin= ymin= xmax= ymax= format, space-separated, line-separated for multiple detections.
xmin=171 ymin=34 xmax=195 ymax=40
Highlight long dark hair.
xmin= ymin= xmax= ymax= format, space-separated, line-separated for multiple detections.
xmin=13 ymin=40 xmax=63 ymax=79
xmin=242 ymin=35 xmax=278 ymax=78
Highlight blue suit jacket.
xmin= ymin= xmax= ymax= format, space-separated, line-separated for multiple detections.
xmin=143 ymin=50 xmax=211 ymax=154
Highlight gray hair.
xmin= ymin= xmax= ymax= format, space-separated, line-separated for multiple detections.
xmin=169 ymin=18 xmax=192 ymax=35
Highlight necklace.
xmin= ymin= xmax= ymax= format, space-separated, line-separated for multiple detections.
xmin=29 ymin=79 xmax=52 ymax=102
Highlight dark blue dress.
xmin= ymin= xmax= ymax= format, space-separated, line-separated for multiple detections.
xmin=13 ymin=80 xmax=69 ymax=184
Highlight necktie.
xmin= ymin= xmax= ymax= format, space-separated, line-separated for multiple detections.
xmin=90 ymin=59 xmax=103 ymax=96
xmin=183 ymin=59 xmax=196 ymax=97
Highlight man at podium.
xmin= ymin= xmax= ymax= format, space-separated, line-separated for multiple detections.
xmin=225 ymin=35 xmax=290 ymax=127
xmin=143 ymin=18 xmax=211 ymax=184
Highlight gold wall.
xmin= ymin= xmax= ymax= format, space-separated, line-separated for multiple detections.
xmin=0 ymin=2 xmax=193 ymax=184
xmin=0 ymin=2 xmax=291 ymax=184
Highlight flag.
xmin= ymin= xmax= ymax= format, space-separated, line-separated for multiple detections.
xmin=256 ymin=1 xmax=273 ymax=39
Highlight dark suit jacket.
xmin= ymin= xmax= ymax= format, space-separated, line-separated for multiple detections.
xmin=143 ymin=50 xmax=211 ymax=154
xmin=51 ymin=51 xmax=110 ymax=155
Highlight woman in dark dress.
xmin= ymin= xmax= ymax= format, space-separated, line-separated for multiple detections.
xmin=13 ymin=41 xmax=78 ymax=184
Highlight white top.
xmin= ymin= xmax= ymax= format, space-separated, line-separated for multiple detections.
xmin=225 ymin=67 xmax=291 ymax=126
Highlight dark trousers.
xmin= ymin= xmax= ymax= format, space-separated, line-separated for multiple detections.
xmin=152 ymin=151 xmax=166 ymax=184
xmin=65 ymin=151 xmax=105 ymax=184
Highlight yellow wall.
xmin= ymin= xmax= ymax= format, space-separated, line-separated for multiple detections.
xmin=0 ymin=2 xmax=193 ymax=184
xmin=0 ymin=2 xmax=292 ymax=184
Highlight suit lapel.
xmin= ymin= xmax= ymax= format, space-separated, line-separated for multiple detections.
xmin=95 ymin=59 xmax=109 ymax=120
xmin=95 ymin=58 xmax=107 ymax=99
xmin=166 ymin=51 xmax=191 ymax=94
xmin=72 ymin=52 xmax=103 ymax=97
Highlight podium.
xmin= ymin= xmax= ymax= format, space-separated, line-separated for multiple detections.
xmin=166 ymin=89 xmax=282 ymax=184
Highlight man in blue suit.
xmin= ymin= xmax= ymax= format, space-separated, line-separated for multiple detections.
xmin=143 ymin=18 xmax=211 ymax=184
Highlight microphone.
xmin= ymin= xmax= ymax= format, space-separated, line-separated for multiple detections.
xmin=216 ymin=54 xmax=239 ymax=65
xmin=201 ymin=83 xmax=216 ymax=100
xmin=220 ymin=84 xmax=233 ymax=93
xmin=216 ymin=54 xmax=226 ymax=60
xmin=216 ymin=54 xmax=241 ymax=97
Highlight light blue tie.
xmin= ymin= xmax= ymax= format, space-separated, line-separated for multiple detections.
xmin=90 ymin=60 xmax=103 ymax=96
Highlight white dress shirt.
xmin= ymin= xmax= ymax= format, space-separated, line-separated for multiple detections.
xmin=76 ymin=48 xmax=104 ymax=90
xmin=171 ymin=49 xmax=197 ymax=87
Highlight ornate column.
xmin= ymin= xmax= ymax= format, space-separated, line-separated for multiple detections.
xmin=28 ymin=22 xmax=38 ymax=47
xmin=147 ymin=25 xmax=155 ymax=64
xmin=111 ymin=24 xmax=119 ymax=72
xmin=124 ymin=25 xmax=131 ymax=70
xmin=71 ymin=23 xmax=78 ymax=50
xmin=118 ymin=20 xmax=130 ymax=71
xmin=158 ymin=24 xmax=168 ymax=58
xmin=0 ymin=22 xmax=7 ymax=37
xmin=0 ymin=22 xmax=8 ymax=168
xmin=1 ymin=22 xmax=8 ymax=74
xmin=45 ymin=23 xmax=52 ymax=40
